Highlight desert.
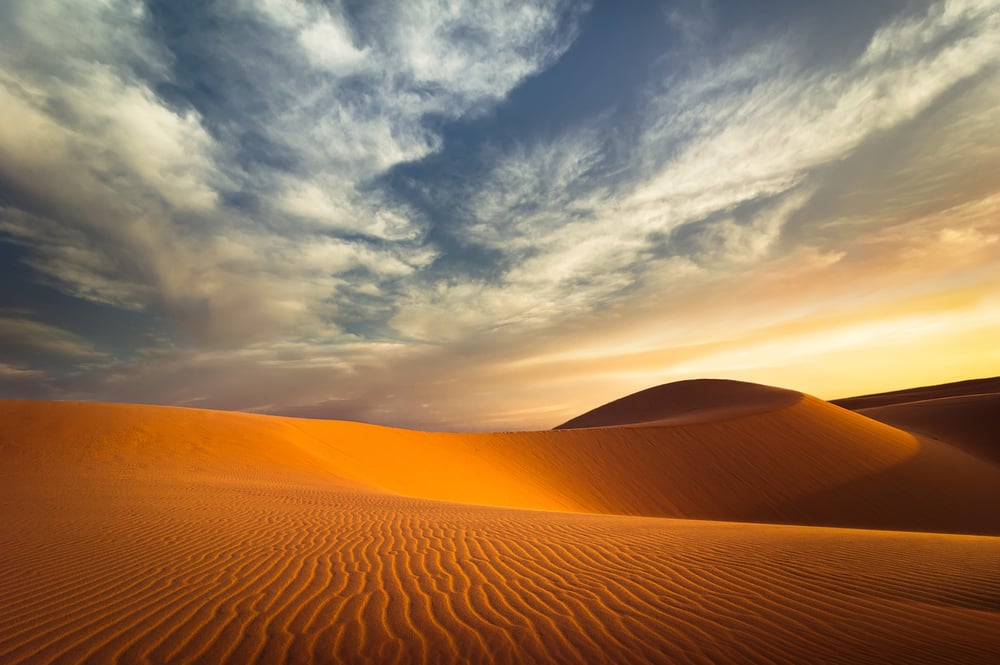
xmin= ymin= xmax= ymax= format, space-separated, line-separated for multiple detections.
xmin=2 ymin=377 xmax=998 ymax=664
xmin=2 ymin=1 xmax=999 ymax=662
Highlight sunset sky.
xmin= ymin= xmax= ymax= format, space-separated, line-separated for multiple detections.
xmin=1 ymin=0 xmax=998 ymax=430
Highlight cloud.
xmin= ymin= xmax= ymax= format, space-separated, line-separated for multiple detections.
xmin=0 ymin=362 xmax=45 ymax=379
xmin=238 ymin=0 xmax=586 ymax=233
xmin=632 ymin=0 xmax=999 ymax=211
xmin=0 ymin=0 xmax=997 ymax=429
xmin=0 ymin=314 xmax=106 ymax=362
xmin=0 ymin=0 xmax=582 ymax=350
xmin=385 ymin=0 xmax=999 ymax=343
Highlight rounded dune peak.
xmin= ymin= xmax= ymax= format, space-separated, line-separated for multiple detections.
xmin=554 ymin=378 xmax=803 ymax=429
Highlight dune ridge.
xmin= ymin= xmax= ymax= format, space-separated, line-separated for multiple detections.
xmin=832 ymin=375 xmax=1000 ymax=410
xmin=2 ymin=379 xmax=999 ymax=663
xmin=4 ymin=386 xmax=999 ymax=532
xmin=553 ymin=378 xmax=802 ymax=428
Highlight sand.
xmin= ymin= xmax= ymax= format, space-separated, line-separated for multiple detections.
xmin=2 ymin=378 xmax=999 ymax=663
xmin=831 ymin=375 xmax=1000 ymax=410
xmin=846 ymin=389 xmax=1000 ymax=465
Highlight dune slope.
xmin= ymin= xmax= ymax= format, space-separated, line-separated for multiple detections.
xmin=3 ymin=386 xmax=1000 ymax=533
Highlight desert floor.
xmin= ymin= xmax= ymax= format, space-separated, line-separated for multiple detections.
xmin=2 ymin=378 xmax=998 ymax=664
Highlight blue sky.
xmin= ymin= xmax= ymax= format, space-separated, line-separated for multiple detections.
xmin=1 ymin=0 xmax=998 ymax=430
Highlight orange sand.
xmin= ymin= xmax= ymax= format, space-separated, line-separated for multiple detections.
xmin=2 ymin=379 xmax=999 ymax=663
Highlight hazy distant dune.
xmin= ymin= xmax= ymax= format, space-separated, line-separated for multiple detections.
xmin=832 ymin=376 xmax=1000 ymax=410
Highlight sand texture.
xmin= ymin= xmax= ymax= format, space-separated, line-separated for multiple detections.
xmin=2 ymin=378 xmax=999 ymax=663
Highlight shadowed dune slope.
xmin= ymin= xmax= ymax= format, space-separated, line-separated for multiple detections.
xmin=454 ymin=394 xmax=922 ymax=523
xmin=543 ymin=380 xmax=1000 ymax=533
xmin=858 ymin=393 xmax=1000 ymax=465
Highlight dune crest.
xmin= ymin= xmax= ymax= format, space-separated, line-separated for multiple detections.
xmin=554 ymin=378 xmax=802 ymax=428
xmin=832 ymin=376 xmax=1000 ymax=410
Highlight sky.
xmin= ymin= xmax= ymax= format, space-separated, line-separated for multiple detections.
xmin=1 ymin=0 xmax=998 ymax=431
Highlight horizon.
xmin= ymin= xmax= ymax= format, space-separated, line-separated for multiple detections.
xmin=2 ymin=0 xmax=998 ymax=431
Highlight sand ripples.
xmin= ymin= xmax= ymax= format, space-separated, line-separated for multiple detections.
xmin=3 ymin=477 xmax=999 ymax=664
xmin=2 ymin=394 xmax=999 ymax=663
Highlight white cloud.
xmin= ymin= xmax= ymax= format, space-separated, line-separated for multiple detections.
xmin=241 ymin=0 xmax=586 ymax=251
xmin=384 ymin=1 xmax=577 ymax=104
xmin=631 ymin=0 xmax=1000 ymax=213
xmin=0 ymin=0 xmax=582 ymax=349
xmin=299 ymin=15 xmax=368 ymax=70
xmin=388 ymin=0 xmax=1000 ymax=348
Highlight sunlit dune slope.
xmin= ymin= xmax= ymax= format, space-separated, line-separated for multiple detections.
xmin=0 ymin=394 xmax=920 ymax=527
xmin=0 ymin=400 xmax=352 ymax=484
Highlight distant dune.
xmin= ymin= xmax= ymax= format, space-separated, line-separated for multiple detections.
xmin=831 ymin=375 xmax=1000 ymax=410
xmin=553 ymin=378 xmax=802 ymax=428
xmin=2 ymin=378 xmax=999 ymax=663
xmin=834 ymin=376 xmax=1000 ymax=465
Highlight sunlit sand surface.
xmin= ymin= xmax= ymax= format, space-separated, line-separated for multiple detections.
xmin=2 ymin=379 xmax=998 ymax=663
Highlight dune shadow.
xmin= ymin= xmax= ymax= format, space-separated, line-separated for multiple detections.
xmin=747 ymin=435 xmax=1000 ymax=536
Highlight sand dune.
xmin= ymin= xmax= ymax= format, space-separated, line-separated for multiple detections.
xmin=7 ymin=391 xmax=999 ymax=532
xmin=832 ymin=375 xmax=1000 ymax=410
xmin=554 ymin=378 xmax=803 ymax=428
xmin=2 ymin=380 xmax=1000 ymax=663
xmin=858 ymin=393 xmax=1000 ymax=465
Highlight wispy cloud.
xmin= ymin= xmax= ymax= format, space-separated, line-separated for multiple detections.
xmin=0 ymin=0 xmax=582 ymax=348
xmin=387 ymin=0 xmax=999 ymax=348
xmin=0 ymin=314 xmax=106 ymax=362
